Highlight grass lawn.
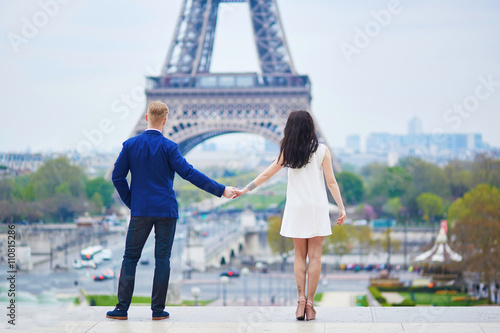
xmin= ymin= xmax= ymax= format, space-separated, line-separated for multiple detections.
xmin=398 ymin=292 xmax=489 ymax=306
xmin=220 ymin=193 xmax=285 ymax=210
xmin=314 ymin=293 xmax=323 ymax=303
xmin=85 ymin=295 xmax=213 ymax=307
xmin=86 ymin=295 xmax=150 ymax=306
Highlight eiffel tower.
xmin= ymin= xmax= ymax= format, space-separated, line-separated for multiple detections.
xmin=132 ymin=0 xmax=340 ymax=171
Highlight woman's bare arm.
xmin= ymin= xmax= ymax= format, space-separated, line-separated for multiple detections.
xmin=235 ymin=155 xmax=284 ymax=197
xmin=322 ymin=146 xmax=347 ymax=225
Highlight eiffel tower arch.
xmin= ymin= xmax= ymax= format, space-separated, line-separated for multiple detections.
xmin=132 ymin=0 xmax=341 ymax=171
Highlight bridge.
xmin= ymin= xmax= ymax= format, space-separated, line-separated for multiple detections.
xmin=182 ymin=210 xmax=266 ymax=271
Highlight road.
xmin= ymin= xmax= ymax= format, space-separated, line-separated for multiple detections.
xmin=2 ymin=213 xmax=423 ymax=306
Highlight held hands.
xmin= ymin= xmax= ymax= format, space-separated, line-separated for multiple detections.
xmin=222 ymin=186 xmax=248 ymax=199
xmin=337 ymin=208 xmax=347 ymax=225
xmin=233 ymin=188 xmax=247 ymax=199
xmin=223 ymin=186 xmax=238 ymax=199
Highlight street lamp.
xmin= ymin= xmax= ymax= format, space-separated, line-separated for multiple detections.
xmin=241 ymin=267 xmax=250 ymax=306
xmin=256 ymin=262 xmax=263 ymax=306
xmin=220 ymin=276 xmax=229 ymax=306
xmin=191 ymin=287 xmax=201 ymax=306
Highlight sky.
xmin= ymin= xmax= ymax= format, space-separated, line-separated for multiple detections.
xmin=1 ymin=0 xmax=499 ymax=154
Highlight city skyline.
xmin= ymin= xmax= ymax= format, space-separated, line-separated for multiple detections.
xmin=1 ymin=0 xmax=499 ymax=153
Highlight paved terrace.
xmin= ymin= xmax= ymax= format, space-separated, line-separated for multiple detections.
xmin=3 ymin=305 xmax=500 ymax=333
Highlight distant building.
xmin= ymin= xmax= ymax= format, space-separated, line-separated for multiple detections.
xmin=346 ymin=135 xmax=361 ymax=153
xmin=364 ymin=132 xmax=484 ymax=164
xmin=408 ymin=116 xmax=423 ymax=135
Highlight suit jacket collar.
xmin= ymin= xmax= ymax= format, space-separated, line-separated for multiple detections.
xmin=144 ymin=129 xmax=162 ymax=135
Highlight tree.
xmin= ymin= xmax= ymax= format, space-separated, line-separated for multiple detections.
xmin=417 ymin=193 xmax=443 ymax=222
xmin=399 ymin=157 xmax=449 ymax=198
xmin=382 ymin=197 xmax=403 ymax=219
xmin=448 ymin=184 xmax=500 ymax=304
xmin=384 ymin=167 xmax=412 ymax=198
xmin=444 ymin=160 xmax=473 ymax=199
xmin=0 ymin=179 xmax=14 ymax=200
xmin=359 ymin=163 xmax=386 ymax=186
xmin=325 ymin=225 xmax=354 ymax=265
xmin=31 ymin=158 xmax=86 ymax=200
xmin=376 ymin=228 xmax=400 ymax=267
xmin=90 ymin=192 xmax=104 ymax=214
xmin=336 ymin=172 xmax=364 ymax=204
xmin=85 ymin=177 xmax=114 ymax=208
xmin=353 ymin=226 xmax=375 ymax=264
xmin=267 ymin=215 xmax=293 ymax=255
xmin=471 ymin=154 xmax=500 ymax=189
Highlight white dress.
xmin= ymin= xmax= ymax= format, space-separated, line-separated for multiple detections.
xmin=280 ymin=143 xmax=332 ymax=238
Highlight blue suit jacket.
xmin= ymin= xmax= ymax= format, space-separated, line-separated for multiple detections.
xmin=112 ymin=130 xmax=225 ymax=218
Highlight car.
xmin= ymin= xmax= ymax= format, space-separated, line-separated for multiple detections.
xmin=101 ymin=249 xmax=113 ymax=261
xmin=220 ymin=269 xmax=240 ymax=278
xmin=93 ymin=268 xmax=115 ymax=281
xmin=73 ymin=259 xmax=96 ymax=269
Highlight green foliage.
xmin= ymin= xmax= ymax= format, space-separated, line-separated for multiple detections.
xmin=444 ymin=160 xmax=473 ymax=198
xmin=336 ymin=172 xmax=364 ymax=204
xmin=174 ymin=170 xmax=258 ymax=206
xmin=382 ymin=197 xmax=403 ymax=218
xmin=416 ymin=193 xmax=443 ymax=221
xmin=355 ymin=295 xmax=369 ymax=307
xmin=85 ymin=294 xmax=150 ymax=306
xmin=90 ymin=192 xmax=104 ymax=214
xmin=85 ymin=177 xmax=114 ymax=208
xmin=448 ymin=183 xmax=500 ymax=303
xmin=392 ymin=298 xmax=416 ymax=306
xmin=399 ymin=157 xmax=449 ymax=198
xmin=353 ymin=225 xmax=375 ymax=262
xmin=221 ymin=193 xmax=285 ymax=211
xmin=368 ymin=286 xmax=389 ymax=306
xmin=398 ymin=292 xmax=489 ymax=306
xmin=31 ymin=158 xmax=86 ymax=200
xmin=359 ymin=163 xmax=386 ymax=186
xmin=376 ymin=228 xmax=400 ymax=254
xmin=313 ymin=293 xmax=323 ymax=302
xmin=325 ymin=224 xmax=354 ymax=257
xmin=0 ymin=178 xmax=14 ymax=200
xmin=471 ymin=154 xmax=500 ymax=189
xmin=267 ymin=215 xmax=294 ymax=255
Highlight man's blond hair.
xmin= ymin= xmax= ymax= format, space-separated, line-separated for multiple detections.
xmin=147 ymin=101 xmax=169 ymax=123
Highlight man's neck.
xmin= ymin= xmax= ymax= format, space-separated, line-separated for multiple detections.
xmin=146 ymin=127 xmax=162 ymax=133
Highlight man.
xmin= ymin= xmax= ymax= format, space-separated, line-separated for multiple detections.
xmin=106 ymin=101 xmax=235 ymax=320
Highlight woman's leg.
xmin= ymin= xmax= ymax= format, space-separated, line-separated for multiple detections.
xmin=293 ymin=238 xmax=308 ymax=299
xmin=306 ymin=236 xmax=324 ymax=301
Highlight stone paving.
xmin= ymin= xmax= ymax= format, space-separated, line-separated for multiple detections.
xmin=2 ymin=305 xmax=500 ymax=332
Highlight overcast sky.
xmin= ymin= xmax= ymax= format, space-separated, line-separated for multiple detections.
xmin=1 ymin=0 xmax=499 ymax=153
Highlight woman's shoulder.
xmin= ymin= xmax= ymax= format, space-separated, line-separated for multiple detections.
xmin=315 ymin=143 xmax=327 ymax=162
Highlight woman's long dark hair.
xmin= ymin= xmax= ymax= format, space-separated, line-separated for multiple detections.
xmin=279 ymin=110 xmax=319 ymax=169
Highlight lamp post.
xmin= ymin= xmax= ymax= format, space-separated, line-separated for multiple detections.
xmin=241 ymin=267 xmax=250 ymax=306
xmin=220 ymin=276 xmax=229 ymax=306
xmin=191 ymin=287 xmax=201 ymax=306
xmin=256 ymin=262 xmax=263 ymax=306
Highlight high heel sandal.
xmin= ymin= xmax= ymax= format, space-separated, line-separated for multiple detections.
xmin=295 ymin=296 xmax=306 ymax=320
xmin=305 ymin=300 xmax=316 ymax=321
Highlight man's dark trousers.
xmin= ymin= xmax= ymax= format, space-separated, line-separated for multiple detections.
xmin=116 ymin=216 xmax=177 ymax=313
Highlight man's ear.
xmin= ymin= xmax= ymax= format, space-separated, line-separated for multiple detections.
xmin=145 ymin=114 xmax=149 ymax=122
xmin=163 ymin=117 xmax=167 ymax=125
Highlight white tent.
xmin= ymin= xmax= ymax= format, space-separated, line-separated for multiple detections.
xmin=413 ymin=226 xmax=462 ymax=264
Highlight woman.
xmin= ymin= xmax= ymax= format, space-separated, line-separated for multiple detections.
xmin=235 ymin=110 xmax=346 ymax=321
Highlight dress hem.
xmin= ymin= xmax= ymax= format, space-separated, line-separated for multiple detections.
xmin=280 ymin=232 xmax=332 ymax=239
